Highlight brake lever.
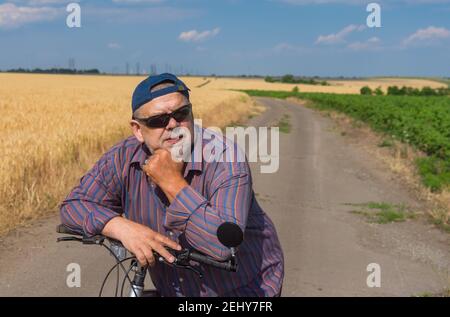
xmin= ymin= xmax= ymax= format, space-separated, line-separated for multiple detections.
xmin=155 ymin=249 xmax=204 ymax=278
xmin=56 ymin=235 xmax=105 ymax=245
xmin=82 ymin=235 xmax=106 ymax=245
xmin=57 ymin=236 xmax=82 ymax=242
xmin=171 ymin=261 xmax=204 ymax=278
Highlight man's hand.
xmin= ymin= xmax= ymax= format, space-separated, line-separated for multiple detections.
xmin=142 ymin=149 xmax=188 ymax=203
xmin=102 ymin=217 xmax=182 ymax=267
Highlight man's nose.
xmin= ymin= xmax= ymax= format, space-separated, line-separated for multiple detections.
xmin=166 ymin=116 xmax=179 ymax=129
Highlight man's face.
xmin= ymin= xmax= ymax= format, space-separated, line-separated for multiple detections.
xmin=130 ymin=92 xmax=194 ymax=153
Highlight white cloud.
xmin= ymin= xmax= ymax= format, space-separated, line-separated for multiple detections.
xmin=273 ymin=42 xmax=304 ymax=54
xmin=315 ymin=24 xmax=365 ymax=45
xmin=8 ymin=0 xmax=198 ymax=23
xmin=347 ymin=37 xmax=381 ymax=51
xmin=0 ymin=3 xmax=60 ymax=29
xmin=179 ymin=28 xmax=220 ymax=42
xmin=402 ymin=26 xmax=450 ymax=46
xmin=107 ymin=42 xmax=121 ymax=49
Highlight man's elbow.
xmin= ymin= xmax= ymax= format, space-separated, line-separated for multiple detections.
xmin=59 ymin=203 xmax=70 ymax=224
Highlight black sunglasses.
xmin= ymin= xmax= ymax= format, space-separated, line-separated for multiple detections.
xmin=133 ymin=103 xmax=192 ymax=128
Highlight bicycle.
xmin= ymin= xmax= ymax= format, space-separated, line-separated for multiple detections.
xmin=56 ymin=221 xmax=244 ymax=297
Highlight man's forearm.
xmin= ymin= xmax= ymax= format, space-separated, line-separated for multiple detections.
xmin=101 ymin=216 xmax=127 ymax=240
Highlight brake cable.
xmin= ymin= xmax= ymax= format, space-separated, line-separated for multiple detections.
xmin=99 ymin=256 xmax=135 ymax=297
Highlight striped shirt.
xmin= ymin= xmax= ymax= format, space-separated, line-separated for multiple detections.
xmin=60 ymin=124 xmax=284 ymax=296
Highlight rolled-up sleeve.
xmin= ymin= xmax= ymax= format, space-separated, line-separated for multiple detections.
xmin=164 ymin=160 xmax=252 ymax=261
xmin=59 ymin=152 xmax=123 ymax=236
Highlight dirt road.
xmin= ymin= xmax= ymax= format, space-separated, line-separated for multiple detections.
xmin=0 ymin=97 xmax=449 ymax=296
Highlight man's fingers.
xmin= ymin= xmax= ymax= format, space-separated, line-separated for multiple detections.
xmin=153 ymin=148 xmax=167 ymax=156
xmin=141 ymin=247 xmax=156 ymax=267
xmin=135 ymin=251 xmax=148 ymax=267
xmin=156 ymin=234 xmax=182 ymax=251
xmin=151 ymin=243 xmax=176 ymax=263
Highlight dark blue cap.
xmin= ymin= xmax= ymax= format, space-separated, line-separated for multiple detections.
xmin=131 ymin=73 xmax=190 ymax=113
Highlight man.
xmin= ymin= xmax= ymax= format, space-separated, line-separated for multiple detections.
xmin=60 ymin=73 xmax=284 ymax=296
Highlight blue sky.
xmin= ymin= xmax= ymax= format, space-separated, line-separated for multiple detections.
xmin=0 ymin=0 xmax=450 ymax=76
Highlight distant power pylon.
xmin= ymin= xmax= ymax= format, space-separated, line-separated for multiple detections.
xmin=68 ymin=58 xmax=76 ymax=70
xmin=150 ymin=64 xmax=157 ymax=75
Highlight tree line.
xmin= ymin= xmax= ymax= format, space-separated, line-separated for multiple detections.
xmin=360 ymin=85 xmax=450 ymax=96
xmin=3 ymin=68 xmax=100 ymax=75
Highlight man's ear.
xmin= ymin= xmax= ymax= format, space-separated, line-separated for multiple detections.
xmin=130 ymin=120 xmax=144 ymax=143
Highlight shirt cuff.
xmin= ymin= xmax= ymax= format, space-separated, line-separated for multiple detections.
xmin=83 ymin=208 xmax=121 ymax=236
xmin=164 ymin=185 xmax=207 ymax=231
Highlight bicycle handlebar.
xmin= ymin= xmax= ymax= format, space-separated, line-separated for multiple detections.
xmin=56 ymin=224 xmax=237 ymax=272
xmin=187 ymin=251 xmax=235 ymax=271
xmin=56 ymin=223 xmax=83 ymax=235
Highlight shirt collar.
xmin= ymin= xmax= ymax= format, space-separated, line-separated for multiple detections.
xmin=130 ymin=141 xmax=151 ymax=168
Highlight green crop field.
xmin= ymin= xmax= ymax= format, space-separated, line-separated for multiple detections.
xmin=242 ymin=90 xmax=450 ymax=192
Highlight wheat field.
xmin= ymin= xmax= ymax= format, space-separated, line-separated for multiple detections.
xmin=202 ymin=76 xmax=447 ymax=94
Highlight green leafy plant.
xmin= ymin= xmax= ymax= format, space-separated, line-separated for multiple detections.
xmin=241 ymin=89 xmax=450 ymax=192
xmin=360 ymin=86 xmax=373 ymax=95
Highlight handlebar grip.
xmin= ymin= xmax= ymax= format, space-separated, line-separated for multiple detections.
xmin=56 ymin=224 xmax=105 ymax=245
xmin=188 ymin=252 xmax=235 ymax=271
xmin=56 ymin=224 xmax=83 ymax=236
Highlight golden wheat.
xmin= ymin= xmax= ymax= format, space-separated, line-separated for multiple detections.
xmin=202 ymin=76 xmax=447 ymax=94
